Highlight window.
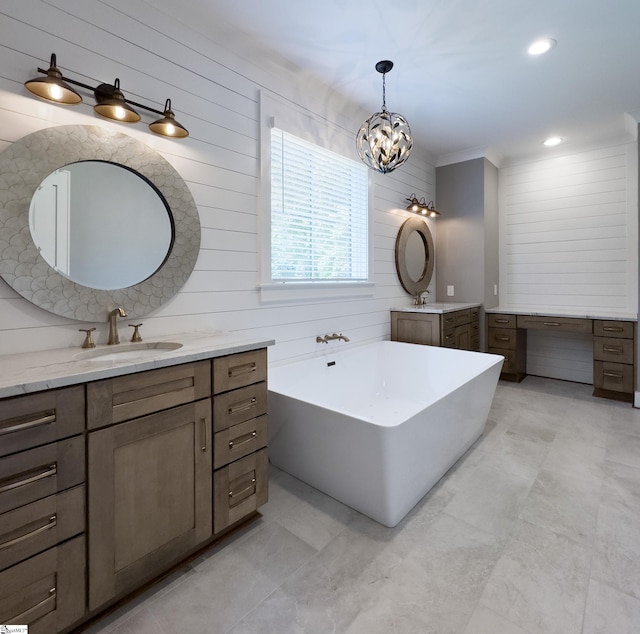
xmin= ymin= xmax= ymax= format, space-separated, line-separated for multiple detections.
xmin=269 ymin=128 xmax=369 ymax=283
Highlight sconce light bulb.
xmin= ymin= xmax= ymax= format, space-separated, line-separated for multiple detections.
xmin=49 ymin=84 xmax=63 ymax=101
xmin=165 ymin=122 xmax=176 ymax=136
xmin=114 ymin=105 xmax=126 ymax=120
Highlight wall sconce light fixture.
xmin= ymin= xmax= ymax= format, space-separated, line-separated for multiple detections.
xmin=356 ymin=60 xmax=413 ymax=174
xmin=406 ymin=194 xmax=440 ymax=218
xmin=25 ymin=53 xmax=189 ymax=138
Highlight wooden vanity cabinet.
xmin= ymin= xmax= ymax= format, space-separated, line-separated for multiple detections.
xmin=593 ymin=319 xmax=636 ymax=400
xmin=391 ymin=307 xmax=480 ymax=351
xmin=0 ymin=386 xmax=86 ymax=633
xmin=487 ymin=313 xmax=527 ymax=381
xmin=212 ymin=349 xmax=268 ymax=535
xmin=87 ymin=361 xmax=213 ymax=610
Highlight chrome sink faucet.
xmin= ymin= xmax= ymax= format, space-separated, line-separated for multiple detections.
xmin=107 ymin=307 xmax=127 ymax=345
xmin=316 ymin=333 xmax=350 ymax=344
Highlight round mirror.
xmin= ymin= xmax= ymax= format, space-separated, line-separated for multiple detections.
xmin=30 ymin=161 xmax=173 ymax=290
xmin=0 ymin=125 xmax=200 ymax=321
xmin=394 ymin=216 xmax=435 ymax=296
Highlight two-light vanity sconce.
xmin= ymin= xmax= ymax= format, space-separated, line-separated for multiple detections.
xmin=405 ymin=194 xmax=440 ymax=218
xmin=24 ymin=53 xmax=189 ymax=138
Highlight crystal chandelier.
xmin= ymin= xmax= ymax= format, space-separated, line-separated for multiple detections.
xmin=356 ymin=60 xmax=413 ymax=174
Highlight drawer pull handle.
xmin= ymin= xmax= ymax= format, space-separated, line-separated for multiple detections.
xmin=604 ymin=371 xmax=624 ymax=380
xmin=229 ymin=431 xmax=257 ymax=449
xmin=228 ymin=397 xmax=257 ymax=415
xmin=228 ymin=362 xmax=257 ymax=378
xmin=201 ymin=418 xmax=208 ymax=453
xmin=603 ymin=326 xmax=624 ymax=332
xmin=9 ymin=587 xmax=56 ymax=625
xmin=0 ymin=464 xmax=57 ymax=494
xmin=603 ymin=346 xmax=623 ymax=354
xmin=543 ymin=322 xmax=562 ymax=327
xmin=444 ymin=333 xmax=454 ymax=340
xmin=0 ymin=514 xmax=57 ymax=551
xmin=494 ymin=318 xmax=510 ymax=324
xmin=229 ymin=478 xmax=256 ymax=498
xmin=495 ymin=335 xmax=510 ymax=342
xmin=0 ymin=412 xmax=56 ymax=436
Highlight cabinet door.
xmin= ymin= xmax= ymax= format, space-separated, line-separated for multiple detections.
xmin=88 ymin=399 xmax=212 ymax=610
xmin=391 ymin=312 xmax=440 ymax=345
xmin=454 ymin=324 xmax=471 ymax=350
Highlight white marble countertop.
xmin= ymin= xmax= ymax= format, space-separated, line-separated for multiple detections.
xmin=485 ymin=305 xmax=637 ymax=321
xmin=0 ymin=331 xmax=275 ymax=399
xmin=391 ymin=302 xmax=481 ymax=314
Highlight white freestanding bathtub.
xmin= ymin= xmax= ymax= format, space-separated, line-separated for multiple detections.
xmin=268 ymin=341 xmax=503 ymax=527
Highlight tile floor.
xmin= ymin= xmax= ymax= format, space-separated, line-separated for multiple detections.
xmin=80 ymin=376 xmax=640 ymax=634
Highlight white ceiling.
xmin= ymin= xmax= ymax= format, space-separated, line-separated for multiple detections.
xmin=148 ymin=0 xmax=640 ymax=162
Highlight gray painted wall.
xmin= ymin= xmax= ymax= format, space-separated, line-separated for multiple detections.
xmin=435 ymin=157 xmax=499 ymax=349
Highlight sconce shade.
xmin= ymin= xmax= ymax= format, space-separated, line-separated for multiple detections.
xmin=356 ymin=60 xmax=413 ymax=174
xmin=149 ymin=99 xmax=189 ymax=138
xmin=94 ymin=79 xmax=141 ymax=123
xmin=24 ymin=54 xmax=82 ymax=105
xmin=25 ymin=53 xmax=189 ymax=139
xmin=405 ymin=194 xmax=440 ymax=218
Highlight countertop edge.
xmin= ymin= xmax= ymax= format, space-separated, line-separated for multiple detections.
xmin=391 ymin=302 xmax=481 ymax=314
xmin=485 ymin=306 xmax=637 ymax=321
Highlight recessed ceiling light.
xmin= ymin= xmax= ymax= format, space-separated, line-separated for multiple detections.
xmin=543 ymin=136 xmax=563 ymax=147
xmin=528 ymin=38 xmax=557 ymax=55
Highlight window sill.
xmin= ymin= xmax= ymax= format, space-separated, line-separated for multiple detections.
xmin=259 ymin=281 xmax=375 ymax=304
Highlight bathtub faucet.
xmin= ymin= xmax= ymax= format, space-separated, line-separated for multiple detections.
xmin=316 ymin=333 xmax=350 ymax=343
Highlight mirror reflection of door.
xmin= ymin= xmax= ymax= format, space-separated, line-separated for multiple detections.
xmin=405 ymin=230 xmax=426 ymax=282
xmin=29 ymin=161 xmax=173 ymax=290
xmin=29 ymin=169 xmax=71 ymax=276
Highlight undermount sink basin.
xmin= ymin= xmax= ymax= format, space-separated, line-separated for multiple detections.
xmin=75 ymin=342 xmax=183 ymax=362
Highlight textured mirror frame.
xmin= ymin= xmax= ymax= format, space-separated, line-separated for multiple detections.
xmin=0 ymin=125 xmax=200 ymax=321
xmin=394 ymin=216 xmax=435 ymax=297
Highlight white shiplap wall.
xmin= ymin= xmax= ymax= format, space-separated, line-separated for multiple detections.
xmin=0 ymin=0 xmax=436 ymax=364
xmin=499 ymin=142 xmax=638 ymax=382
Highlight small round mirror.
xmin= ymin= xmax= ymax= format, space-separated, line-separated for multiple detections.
xmin=394 ymin=216 xmax=435 ymax=296
xmin=29 ymin=161 xmax=173 ymax=290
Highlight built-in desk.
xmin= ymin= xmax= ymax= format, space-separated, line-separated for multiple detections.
xmin=485 ymin=307 xmax=637 ymax=403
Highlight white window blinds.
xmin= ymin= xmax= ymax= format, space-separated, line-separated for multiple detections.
xmin=270 ymin=128 xmax=369 ymax=282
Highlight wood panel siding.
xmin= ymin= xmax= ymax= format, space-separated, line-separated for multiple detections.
xmin=0 ymin=1 xmax=436 ymax=363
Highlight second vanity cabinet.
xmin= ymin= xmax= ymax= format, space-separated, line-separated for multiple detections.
xmin=391 ymin=306 xmax=480 ymax=351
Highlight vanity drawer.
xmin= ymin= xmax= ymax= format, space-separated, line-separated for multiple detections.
xmin=488 ymin=314 xmax=516 ymax=329
xmin=0 ymin=386 xmax=84 ymax=459
xmin=213 ymin=382 xmax=268 ymax=432
xmin=488 ymin=347 xmax=515 ymax=374
xmin=0 ymin=436 xmax=84 ymax=515
xmin=441 ymin=313 xmax=457 ymax=329
xmin=487 ymin=328 xmax=517 ymax=350
xmin=0 ymin=535 xmax=85 ymax=634
xmin=516 ymin=315 xmax=592 ymax=333
xmin=214 ymin=448 xmax=268 ymax=534
xmin=594 ymin=320 xmax=634 ymax=339
xmin=213 ymin=349 xmax=267 ymax=394
xmin=594 ymin=361 xmax=633 ymax=394
xmin=455 ymin=309 xmax=471 ymax=327
xmin=87 ymin=360 xmax=211 ymax=429
xmin=214 ymin=415 xmax=268 ymax=469
xmin=0 ymin=485 xmax=84 ymax=573
xmin=594 ymin=337 xmax=634 ymax=364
